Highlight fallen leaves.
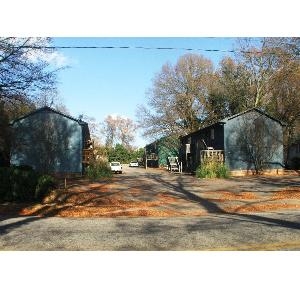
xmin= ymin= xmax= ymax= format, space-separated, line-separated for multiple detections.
xmin=206 ymin=191 xmax=258 ymax=200
xmin=1 ymin=179 xmax=299 ymax=218
xmin=271 ymin=187 xmax=300 ymax=200
xmin=225 ymin=203 xmax=300 ymax=213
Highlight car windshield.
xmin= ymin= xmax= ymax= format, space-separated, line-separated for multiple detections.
xmin=111 ymin=162 xmax=120 ymax=166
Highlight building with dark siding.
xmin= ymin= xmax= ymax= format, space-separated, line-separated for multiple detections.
xmin=10 ymin=106 xmax=91 ymax=175
xmin=180 ymin=108 xmax=285 ymax=175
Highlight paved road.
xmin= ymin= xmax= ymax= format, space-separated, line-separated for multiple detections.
xmin=1 ymin=211 xmax=299 ymax=250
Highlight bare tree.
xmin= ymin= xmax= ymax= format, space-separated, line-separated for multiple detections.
xmin=79 ymin=114 xmax=102 ymax=145
xmin=117 ymin=117 xmax=137 ymax=149
xmin=34 ymin=90 xmax=69 ymax=114
xmin=102 ymin=115 xmax=137 ymax=149
xmin=0 ymin=37 xmax=62 ymax=103
xmin=102 ymin=115 xmax=118 ymax=147
xmin=210 ymin=57 xmax=254 ymax=117
xmin=265 ymin=38 xmax=300 ymax=164
xmin=136 ymin=53 xmax=214 ymax=140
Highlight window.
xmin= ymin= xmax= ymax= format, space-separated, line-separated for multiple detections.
xmin=186 ymin=144 xmax=190 ymax=153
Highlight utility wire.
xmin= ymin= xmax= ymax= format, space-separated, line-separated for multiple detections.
xmin=20 ymin=45 xmax=237 ymax=53
xmin=15 ymin=45 xmax=299 ymax=56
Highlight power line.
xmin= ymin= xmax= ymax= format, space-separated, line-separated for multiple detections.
xmin=15 ymin=45 xmax=299 ymax=57
xmin=20 ymin=45 xmax=236 ymax=53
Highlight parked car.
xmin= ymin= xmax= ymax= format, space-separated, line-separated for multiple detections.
xmin=110 ymin=162 xmax=122 ymax=174
xmin=129 ymin=161 xmax=139 ymax=167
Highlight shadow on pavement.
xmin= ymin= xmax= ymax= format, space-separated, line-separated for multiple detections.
xmin=148 ymin=173 xmax=300 ymax=230
xmin=0 ymin=216 xmax=41 ymax=235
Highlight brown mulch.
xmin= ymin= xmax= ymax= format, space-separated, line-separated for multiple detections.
xmin=225 ymin=203 xmax=300 ymax=214
xmin=1 ymin=180 xmax=299 ymax=218
xmin=206 ymin=191 xmax=258 ymax=200
xmin=271 ymin=187 xmax=300 ymax=200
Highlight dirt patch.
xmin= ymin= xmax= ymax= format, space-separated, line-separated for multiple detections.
xmin=206 ymin=191 xmax=258 ymax=200
xmin=271 ymin=187 xmax=300 ymax=200
xmin=225 ymin=203 xmax=300 ymax=213
xmin=1 ymin=173 xmax=300 ymax=218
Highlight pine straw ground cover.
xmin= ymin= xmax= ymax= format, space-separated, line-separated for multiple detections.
xmin=0 ymin=178 xmax=299 ymax=218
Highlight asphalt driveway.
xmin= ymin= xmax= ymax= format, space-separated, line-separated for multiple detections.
xmin=1 ymin=211 xmax=300 ymax=250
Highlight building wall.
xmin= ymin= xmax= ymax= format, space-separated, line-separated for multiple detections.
xmin=180 ymin=123 xmax=224 ymax=172
xmin=224 ymin=110 xmax=284 ymax=171
xmin=11 ymin=110 xmax=83 ymax=174
xmin=157 ymin=137 xmax=180 ymax=167
xmin=287 ymin=142 xmax=300 ymax=169
xmin=145 ymin=137 xmax=180 ymax=167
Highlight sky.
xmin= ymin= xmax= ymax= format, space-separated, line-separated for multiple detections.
xmin=52 ymin=37 xmax=239 ymax=147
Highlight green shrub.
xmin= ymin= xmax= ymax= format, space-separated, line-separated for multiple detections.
xmin=35 ymin=175 xmax=56 ymax=200
xmin=0 ymin=166 xmax=56 ymax=202
xmin=10 ymin=166 xmax=39 ymax=201
xmin=86 ymin=159 xmax=112 ymax=181
xmin=0 ymin=167 xmax=12 ymax=200
xmin=291 ymin=157 xmax=300 ymax=170
xmin=196 ymin=159 xmax=229 ymax=179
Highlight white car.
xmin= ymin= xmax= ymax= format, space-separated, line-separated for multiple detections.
xmin=110 ymin=162 xmax=122 ymax=174
xmin=129 ymin=161 xmax=139 ymax=167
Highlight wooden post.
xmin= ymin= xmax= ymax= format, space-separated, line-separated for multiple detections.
xmin=64 ymin=178 xmax=67 ymax=189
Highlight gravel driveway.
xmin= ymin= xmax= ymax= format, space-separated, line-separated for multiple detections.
xmin=0 ymin=165 xmax=300 ymax=217
xmin=1 ymin=165 xmax=300 ymax=250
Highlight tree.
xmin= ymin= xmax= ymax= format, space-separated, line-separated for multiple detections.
xmin=264 ymin=38 xmax=300 ymax=164
xmin=136 ymin=53 xmax=214 ymax=140
xmin=108 ymin=144 xmax=131 ymax=163
xmin=209 ymin=57 xmax=253 ymax=118
xmin=102 ymin=115 xmax=137 ymax=149
xmin=118 ymin=117 xmax=137 ymax=149
xmin=35 ymin=90 xmax=69 ymax=114
xmin=102 ymin=115 xmax=118 ymax=147
xmin=0 ymin=37 xmax=60 ymax=103
xmin=79 ymin=114 xmax=102 ymax=145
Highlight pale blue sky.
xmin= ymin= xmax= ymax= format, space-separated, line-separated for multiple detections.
xmin=53 ymin=37 xmax=241 ymax=147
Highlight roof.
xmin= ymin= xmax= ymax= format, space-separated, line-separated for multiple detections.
xmin=180 ymin=107 xmax=285 ymax=140
xmin=222 ymin=107 xmax=286 ymax=126
xmin=10 ymin=106 xmax=88 ymax=126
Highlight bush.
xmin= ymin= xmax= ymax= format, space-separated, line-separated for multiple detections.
xmin=196 ymin=159 xmax=229 ymax=179
xmin=9 ymin=166 xmax=39 ymax=201
xmin=0 ymin=166 xmax=56 ymax=202
xmin=291 ymin=157 xmax=300 ymax=170
xmin=0 ymin=167 xmax=12 ymax=200
xmin=35 ymin=175 xmax=56 ymax=200
xmin=86 ymin=159 xmax=112 ymax=181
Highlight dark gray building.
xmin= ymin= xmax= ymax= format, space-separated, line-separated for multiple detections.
xmin=180 ymin=108 xmax=285 ymax=174
xmin=10 ymin=106 xmax=91 ymax=175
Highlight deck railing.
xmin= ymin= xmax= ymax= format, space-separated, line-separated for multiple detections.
xmin=200 ymin=150 xmax=224 ymax=163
